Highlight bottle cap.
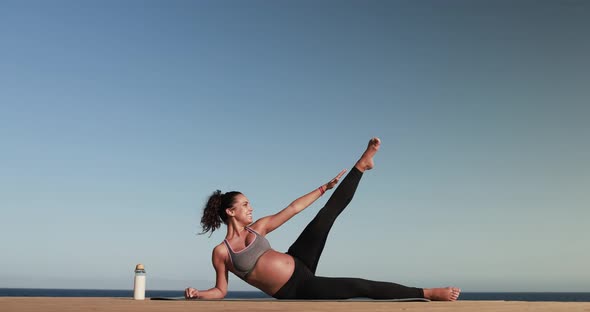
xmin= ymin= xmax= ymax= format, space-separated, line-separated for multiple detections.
xmin=135 ymin=264 xmax=144 ymax=270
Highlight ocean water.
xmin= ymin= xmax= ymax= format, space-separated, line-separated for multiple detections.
xmin=1 ymin=288 xmax=589 ymax=302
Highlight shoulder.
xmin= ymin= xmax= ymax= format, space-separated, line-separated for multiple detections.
xmin=212 ymin=242 xmax=232 ymax=269
xmin=247 ymin=220 xmax=268 ymax=236
xmin=213 ymin=242 xmax=230 ymax=260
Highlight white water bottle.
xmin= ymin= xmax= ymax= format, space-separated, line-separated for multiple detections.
xmin=133 ymin=264 xmax=146 ymax=300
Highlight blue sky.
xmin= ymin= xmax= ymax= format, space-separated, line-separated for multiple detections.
xmin=1 ymin=0 xmax=589 ymax=292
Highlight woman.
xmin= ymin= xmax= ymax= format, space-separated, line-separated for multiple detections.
xmin=185 ymin=138 xmax=460 ymax=300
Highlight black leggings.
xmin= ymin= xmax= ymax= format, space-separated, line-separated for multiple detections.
xmin=272 ymin=167 xmax=424 ymax=300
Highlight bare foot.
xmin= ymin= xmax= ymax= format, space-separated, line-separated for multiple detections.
xmin=423 ymin=287 xmax=461 ymax=301
xmin=354 ymin=137 xmax=381 ymax=172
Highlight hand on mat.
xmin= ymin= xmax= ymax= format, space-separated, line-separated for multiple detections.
xmin=325 ymin=169 xmax=346 ymax=190
xmin=184 ymin=287 xmax=199 ymax=300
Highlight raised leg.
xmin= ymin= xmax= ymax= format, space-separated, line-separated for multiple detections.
xmin=287 ymin=138 xmax=381 ymax=273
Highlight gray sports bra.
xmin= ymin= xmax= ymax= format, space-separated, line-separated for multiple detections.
xmin=224 ymin=227 xmax=272 ymax=279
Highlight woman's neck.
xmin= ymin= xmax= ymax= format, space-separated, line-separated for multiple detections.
xmin=226 ymin=222 xmax=248 ymax=238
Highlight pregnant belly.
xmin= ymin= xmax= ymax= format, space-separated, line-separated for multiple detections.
xmin=246 ymin=250 xmax=295 ymax=295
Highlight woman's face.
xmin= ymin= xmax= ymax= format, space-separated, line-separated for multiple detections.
xmin=229 ymin=194 xmax=253 ymax=224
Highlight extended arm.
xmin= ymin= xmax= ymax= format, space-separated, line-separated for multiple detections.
xmin=252 ymin=169 xmax=346 ymax=235
xmin=185 ymin=245 xmax=229 ymax=300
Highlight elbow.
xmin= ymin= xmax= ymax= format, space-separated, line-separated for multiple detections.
xmin=217 ymin=288 xmax=227 ymax=299
xmin=287 ymin=204 xmax=301 ymax=214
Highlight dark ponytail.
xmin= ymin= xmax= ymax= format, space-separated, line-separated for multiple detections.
xmin=200 ymin=190 xmax=242 ymax=235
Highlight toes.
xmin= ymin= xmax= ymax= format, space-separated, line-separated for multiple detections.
xmin=372 ymin=138 xmax=381 ymax=147
xmin=451 ymin=288 xmax=461 ymax=300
